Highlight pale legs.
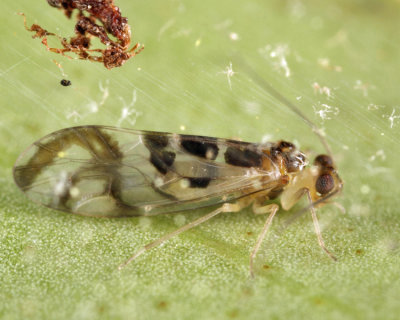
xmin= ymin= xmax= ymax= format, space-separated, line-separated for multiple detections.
xmin=118 ymin=192 xmax=336 ymax=274
xmin=118 ymin=202 xmax=243 ymax=270
xmin=249 ymin=203 xmax=279 ymax=278
xmin=307 ymin=191 xmax=337 ymax=261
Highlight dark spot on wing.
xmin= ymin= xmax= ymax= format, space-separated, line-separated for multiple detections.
xmin=144 ymin=134 xmax=169 ymax=149
xmin=188 ymin=177 xmax=211 ymax=188
xmin=150 ymin=151 xmax=175 ymax=174
xmin=224 ymin=146 xmax=262 ymax=167
xmin=277 ymin=141 xmax=295 ymax=151
xmin=180 ymin=137 xmax=219 ymax=160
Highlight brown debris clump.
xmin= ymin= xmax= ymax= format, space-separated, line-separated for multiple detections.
xmin=20 ymin=0 xmax=143 ymax=69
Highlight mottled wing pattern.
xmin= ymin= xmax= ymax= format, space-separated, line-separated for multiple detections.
xmin=13 ymin=126 xmax=281 ymax=217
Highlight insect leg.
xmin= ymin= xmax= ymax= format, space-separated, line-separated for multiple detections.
xmin=118 ymin=202 xmax=243 ymax=270
xmin=330 ymin=202 xmax=346 ymax=214
xmin=307 ymin=191 xmax=337 ymax=261
xmin=249 ymin=202 xmax=279 ymax=278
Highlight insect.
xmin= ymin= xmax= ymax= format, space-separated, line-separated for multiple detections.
xmin=13 ymin=122 xmax=342 ymax=276
xmin=19 ymin=0 xmax=143 ymax=69
xmin=60 ymin=79 xmax=71 ymax=86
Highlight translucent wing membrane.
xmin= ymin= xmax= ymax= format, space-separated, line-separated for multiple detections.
xmin=14 ymin=126 xmax=281 ymax=217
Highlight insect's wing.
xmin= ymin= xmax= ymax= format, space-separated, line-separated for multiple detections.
xmin=14 ymin=126 xmax=280 ymax=217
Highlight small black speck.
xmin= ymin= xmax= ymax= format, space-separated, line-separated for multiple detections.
xmin=60 ymin=79 xmax=71 ymax=86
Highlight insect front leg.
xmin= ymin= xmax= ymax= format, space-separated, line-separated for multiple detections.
xmin=306 ymin=190 xmax=337 ymax=261
xmin=118 ymin=201 xmax=245 ymax=270
xmin=249 ymin=200 xmax=279 ymax=278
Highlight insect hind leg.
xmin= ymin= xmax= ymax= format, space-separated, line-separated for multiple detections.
xmin=249 ymin=202 xmax=279 ymax=278
xmin=118 ymin=202 xmax=244 ymax=270
xmin=307 ymin=191 xmax=337 ymax=261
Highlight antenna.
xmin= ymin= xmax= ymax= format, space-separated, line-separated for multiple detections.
xmin=236 ymin=58 xmax=333 ymax=158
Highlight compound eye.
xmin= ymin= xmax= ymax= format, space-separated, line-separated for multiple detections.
xmin=316 ymin=174 xmax=335 ymax=195
xmin=314 ymin=155 xmax=333 ymax=168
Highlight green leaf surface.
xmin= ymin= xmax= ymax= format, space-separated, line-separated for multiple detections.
xmin=1 ymin=1 xmax=400 ymax=319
